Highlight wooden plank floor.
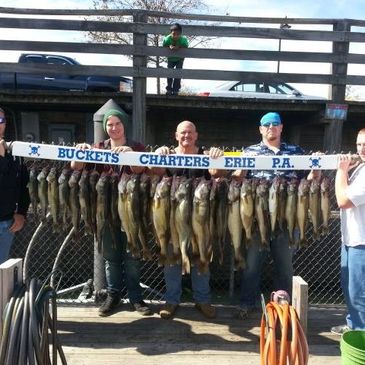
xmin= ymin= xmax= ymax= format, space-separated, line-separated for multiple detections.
xmin=56 ymin=303 xmax=345 ymax=365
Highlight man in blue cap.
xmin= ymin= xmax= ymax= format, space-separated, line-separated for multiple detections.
xmin=234 ymin=112 xmax=319 ymax=319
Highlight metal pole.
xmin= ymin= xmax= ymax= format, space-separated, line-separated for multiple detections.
xmin=277 ymin=38 xmax=282 ymax=73
xmin=93 ymin=110 xmax=107 ymax=294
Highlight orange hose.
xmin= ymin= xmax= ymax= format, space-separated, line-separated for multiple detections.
xmin=260 ymin=301 xmax=309 ymax=365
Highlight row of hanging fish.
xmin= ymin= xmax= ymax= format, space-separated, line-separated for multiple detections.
xmin=27 ymin=164 xmax=332 ymax=274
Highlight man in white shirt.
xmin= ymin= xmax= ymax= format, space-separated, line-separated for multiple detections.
xmin=332 ymin=128 xmax=365 ymax=334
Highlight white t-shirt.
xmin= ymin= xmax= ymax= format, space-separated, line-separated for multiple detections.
xmin=341 ymin=164 xmax=365 ymax=247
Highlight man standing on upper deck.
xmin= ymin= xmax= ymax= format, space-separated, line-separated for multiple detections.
xmin=163 ymin=23 xmax=189 ymax=96
xmin=234 ymin=112 xmax=320 ymax=319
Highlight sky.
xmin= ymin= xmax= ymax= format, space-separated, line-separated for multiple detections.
xmin=0 ymin=0 xmax=365 ymax=98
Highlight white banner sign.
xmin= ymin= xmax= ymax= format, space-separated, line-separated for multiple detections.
xmin=11 ymin=141 xmax=339 ymax=170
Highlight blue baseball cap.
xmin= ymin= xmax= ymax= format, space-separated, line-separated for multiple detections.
xmin=260 ymin=112 xmax=282 ymax=126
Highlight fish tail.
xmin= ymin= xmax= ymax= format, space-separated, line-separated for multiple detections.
xmin=142 ymin=248 xmax=153 ymax=261
xmin=182 ymin=255 xmax=191 ymax=275
xmin=197 ymin=260 xmax=209 ymax=274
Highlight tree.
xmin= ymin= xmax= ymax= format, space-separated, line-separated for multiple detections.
xmin=88 ymin=0 xmax=216 ymax=94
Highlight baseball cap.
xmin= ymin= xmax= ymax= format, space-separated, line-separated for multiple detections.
xmin=260 ymin=112 xmax=282 ymax=126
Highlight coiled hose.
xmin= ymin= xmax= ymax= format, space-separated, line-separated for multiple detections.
xmin=260 ymin=301 xmax=309 ymax=365
xmin=0 ymin=278 xmax=67 ymax=365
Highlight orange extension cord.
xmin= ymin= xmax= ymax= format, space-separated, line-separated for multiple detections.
xmin=260 ymin=302 xmax=309 ymax=365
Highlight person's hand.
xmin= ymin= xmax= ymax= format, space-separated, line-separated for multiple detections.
xmin=9 ymin=214 xmax=25 ymax=233
xmin=75 ymin=143 xmax=91 ymax=150
xmin=111 ymin=146 xmax=132 ymax=153
xmin=169 ymin=45 xmax=177 ymax=50
xmin=205 ymin=147 xmax=223 ymax=160
xmin=0 ymin=139 xmax=7 ymax=157
xmin=338 ymin=153 xmax=358 ymax=172
xmin=309 ymin=151 xmax=324 ymax=179
xmin=155 ymin=146 xmax=171 ymax=155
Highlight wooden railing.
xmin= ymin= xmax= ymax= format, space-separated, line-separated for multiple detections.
xmin=1 ymin=7 xmax=365 ymax=142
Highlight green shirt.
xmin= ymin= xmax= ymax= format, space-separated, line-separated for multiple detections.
xmin=163 ymin=34 xmax=189 ymax=62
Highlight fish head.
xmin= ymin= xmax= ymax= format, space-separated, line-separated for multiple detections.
xmin=256 ymin=179 xmax=269 ymax=196
xmin=30 ymin=166 xmax=39 ymax=180
xmin=271 ymin=176 xmax=280 ymax=191
xmin=139 ymin=173 xmax=150 ymax=193
xmin=310 ymin=178 xmax=320 ymax=193
xmin=321 ymin=176 xmax=330 ymax=192
xmin=156 ymin=176 xmax=172 ymax=199
xmin=149 ymin=174 xmax=161 ymax=198
xmin=126 ymin=174 xmax=139 ymax=194
xmin=194 ymin=178 xmax=211 ymax=201
xmin=228 ymin=179 xmax=240 ymax=202
xmin=298 ymin=178 xmax=310 ymax=195
xmin=95 ymin=171 xmax=109 ymax=191
xmin=240 ymin=178 xmax=252 ymax=197
xmin=175 ymin=177 xmax=192 ymax=200
xmin=37 ymin=167 xmax=49 ymax=182
xmin=89 ymin=170 xmax=100 ymax=185
xmin=68 ymin=170 xmax=81 ymax=187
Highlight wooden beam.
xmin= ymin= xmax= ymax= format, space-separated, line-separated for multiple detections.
xmin=132 ymin=12 xmax=147 ymax=144
xmin=1 ymin=7 xmax=365 ymax=27
xmin=292 ymin=275 xmax=308 ymax=335
xmin=0 ymin=17 xmax=363 ymax=42
xmin=0 ymin=258 xmax=23 ymax=339
xmin=3 ymin=39 xmax=365 ymax=64
xmin=324 ymin=21 xmax=351 ymax=153
xmin=2 ymin=62 xmax=363 ymax=85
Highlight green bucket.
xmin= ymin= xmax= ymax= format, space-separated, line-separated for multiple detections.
xmin=341 ymin=331 xmax=365 ymax=365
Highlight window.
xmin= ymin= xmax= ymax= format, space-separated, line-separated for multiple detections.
xmin=268 ymin=83 xmax=296 ymax=95
xmin=230 ymin=83 xmax=264 ymax=92
xmin=24 ymin=56 xmax=45 ymax=64
xmin=46 ymin=57 xmax=71 ymax=66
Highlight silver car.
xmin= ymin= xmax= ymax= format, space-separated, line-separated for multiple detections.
xmin=197 ymin=81 xmax=326 ymax=100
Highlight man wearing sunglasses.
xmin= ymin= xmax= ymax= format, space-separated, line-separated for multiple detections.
xmin=234 ymin=112 xmax=319 ymax=319
xmin=0 ymin=107 xmax=30 ymax=264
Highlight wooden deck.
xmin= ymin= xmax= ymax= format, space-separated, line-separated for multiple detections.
xmin=56 ymin=303 xmax=345 ymax=365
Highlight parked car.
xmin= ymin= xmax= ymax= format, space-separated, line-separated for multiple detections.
xmin=0 ymin=53 xmax=132 ymax=92
xmin=197 ymin=81 xmax=325 ymax=100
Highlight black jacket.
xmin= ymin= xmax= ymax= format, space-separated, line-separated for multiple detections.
xmin=0 ymin=152 xmax=30 ymax=221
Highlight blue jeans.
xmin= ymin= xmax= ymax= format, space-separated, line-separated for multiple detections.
xmin=240 ymin=230 xmax=295 ymax=308
xmin=341 ymin=244 xmax=365 ymax=330
xmin=0 ymin=219 xmax=14 ymax=265
xmin=164 ymin=263 xmax=211 ymax=304
xmin=166 ymin=59 xmax=184 ymax=93
xmin=103 ymin=225 xmax=142 ymax=304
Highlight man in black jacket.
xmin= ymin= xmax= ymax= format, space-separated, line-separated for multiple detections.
xmin=0 ymin=107 xmax=30 ymax=264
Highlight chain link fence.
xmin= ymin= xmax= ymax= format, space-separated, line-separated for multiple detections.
xmin=10 ymin=161 xmax=344 ymax=306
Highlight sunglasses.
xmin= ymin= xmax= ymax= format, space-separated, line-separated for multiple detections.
xmin=261 ymin=121 xmax=280 ymax=127
xmin=0 ymin=117 xmax=6 ymax=124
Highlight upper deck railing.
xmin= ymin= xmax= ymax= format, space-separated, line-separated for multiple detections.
xmin=0 ymin=7 xmax=365 ymax=141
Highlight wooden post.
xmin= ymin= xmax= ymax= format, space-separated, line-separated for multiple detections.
xmin=0 ymin=258 xmax=23 ymax=339
xmin=292 ymin=275 xmax=308 ymax=334
xmin=132 ymin=11 xmax=147 ymax=144
xmin=323 ymin=20 xmax=351 ymax=153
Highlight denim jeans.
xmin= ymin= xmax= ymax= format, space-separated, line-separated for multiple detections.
xmin=103 ymin=224 xmax=142 ymax=304
xmin=0 ymin=219 xmax=14 ymax=265
xmin=164 ymin=263 xmax=211 ymax=304
xmin=240 ymin=230 xmax=295 ymax=308
xmin=341 ymin=244 xmax=365 ymax=329
xmin=166 ymin=59 xmax=184 ymax=93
